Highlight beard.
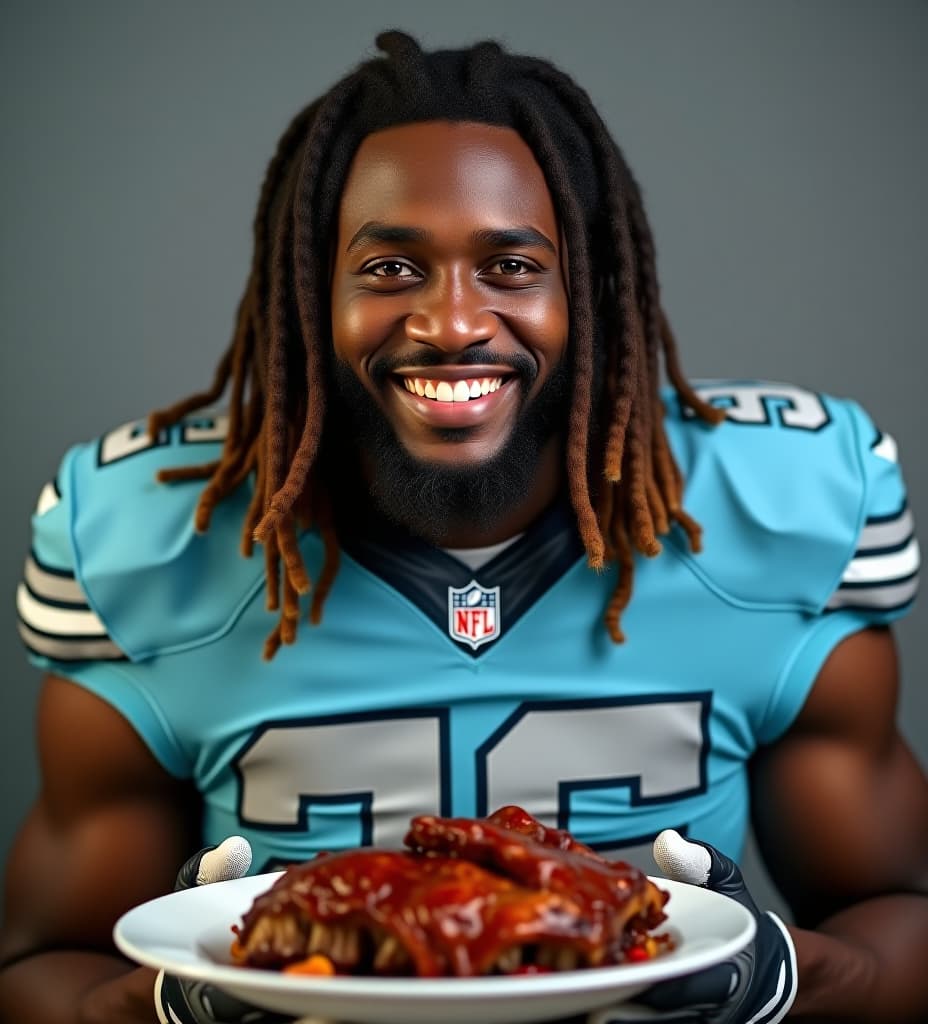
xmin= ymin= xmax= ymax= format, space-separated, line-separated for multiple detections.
xmin=326 ymin=350 xmax=570 ymax=546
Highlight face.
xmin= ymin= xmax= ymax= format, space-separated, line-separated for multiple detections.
xmin=329 ymin=121 xmax=571 ymax=542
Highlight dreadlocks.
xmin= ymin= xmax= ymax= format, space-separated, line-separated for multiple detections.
xmin=148 ymin=31 xmax=723 ymax=660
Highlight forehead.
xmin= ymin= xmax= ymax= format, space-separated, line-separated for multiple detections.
xmin=336 ymin=121 xmax=560 ymax=238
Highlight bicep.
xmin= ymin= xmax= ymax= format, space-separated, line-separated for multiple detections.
xmin=1 ymin=674 xmax=200 ymax=964
xmin=751 ymin=627 xmax=928 ymax=926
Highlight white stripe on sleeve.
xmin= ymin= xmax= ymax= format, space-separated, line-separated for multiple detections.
xmin=841 ymin=536 xmax=920 ymax=585
xmin=35 ymin=482 xmax=61 ymax=516
xmin=872 ymin=433 xmax=898 ymax=464
xmin=857 ymin=506 xmax=914 ymax=552
xmin=16 ymin=583 xmax=109 ymax=637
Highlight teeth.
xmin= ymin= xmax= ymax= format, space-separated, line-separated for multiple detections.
xmin=401 ymin=377 xmax=504 ymax=402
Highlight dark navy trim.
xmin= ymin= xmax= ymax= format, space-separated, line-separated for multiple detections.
xmin=17 ymin=620 xmax=127 ymax=662
xmin=95 ymin=422 xmax=169 ymax=467
xmin=836 ymin=569 xmax=919 ymax=591
xmin=17 ymin=615 xmax=109 ymax=643
xmin=179 ymin=416 xmax=229 ymax=445
xmin=18 ymin=639 xmax=127 ymax=663
xmin=274 ymin=790 xmax=376 ymax=845
xmin=827 ymin=597 xmax=917 ymax=616
xmin=339 ymin=498 xmax=584 ymax=658
xmin=29 ymin=548 xmax=77 ymax=579
xmin=474 ymin=692 xmax=712 ymax=822
xmin=851 ymin=532 xmax=915 ymax=558
xmin=679 ymin=384 xmax=832 ymax=433
xmin=21 ymin=577 xmax=89 ymax=612
xmin=586 ymin=823 xmax=691 ymax=854
xmin=232 ymin=706 xmax=452 ymax=835
xmin=19 ymin=643 xmax=113 ymax=661
xmin=863 ymin=500 xmax=908 ymax=525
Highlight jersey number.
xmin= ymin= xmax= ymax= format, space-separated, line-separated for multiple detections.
xmin=234 ymin=696 xmax=709 ymax=850
xmin=97 ymin=415 xmax=229 ymax=465
xmin=691 ymin=383 xmax=830 ymax=431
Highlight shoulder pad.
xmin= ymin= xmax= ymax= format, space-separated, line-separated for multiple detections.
xmin=19 ymin=413 xmax=265 ymax=662
xmin=663 ymin=380 xmax=919 ymax=615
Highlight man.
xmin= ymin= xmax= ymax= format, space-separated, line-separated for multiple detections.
xmin=2 ymin=30 xmax=926 ymax=1024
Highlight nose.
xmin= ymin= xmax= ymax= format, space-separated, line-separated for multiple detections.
xmin=404 ymin=268 xmax=498 ymax=353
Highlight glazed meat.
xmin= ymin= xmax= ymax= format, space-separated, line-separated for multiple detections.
xmin=232 ymin=807 xmax=670 ymax=977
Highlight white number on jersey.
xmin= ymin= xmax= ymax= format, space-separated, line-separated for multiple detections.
xmin=235 ymin=710 xmax=449 ymax=849
xmin=97 ymin=414 xmax=229 ymax=466
xmin=691 ymin=382 xmax=829 ymax=431
xmin=233 ymin=696 xmax=708 ymax=850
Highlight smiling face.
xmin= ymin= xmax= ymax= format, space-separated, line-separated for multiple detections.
xmin=329 ymin=121 xmax=571 ymax=544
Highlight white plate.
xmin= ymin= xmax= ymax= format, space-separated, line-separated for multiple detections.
xmin=115 ymin=872 xmax=755 ymax=1024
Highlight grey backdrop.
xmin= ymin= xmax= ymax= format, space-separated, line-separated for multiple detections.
xmin=2 ymin=1 xmax=925 ymax=922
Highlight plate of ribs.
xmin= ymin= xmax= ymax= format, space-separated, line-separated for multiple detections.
xmin=115 ymin=807 xmax=755 ymax=1023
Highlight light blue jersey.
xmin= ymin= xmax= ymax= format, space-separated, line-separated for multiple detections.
xmin=18 ymin=382 xmax=919 ymax=873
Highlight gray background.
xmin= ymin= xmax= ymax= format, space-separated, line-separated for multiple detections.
xmin=1 ymin=1 xmax=925 ymax=921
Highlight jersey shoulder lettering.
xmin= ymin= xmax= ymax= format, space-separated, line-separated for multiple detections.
xmin=18 ymin=413 xmax=266 ymax=662
xmin=663 ymin=380 xmax=918 ymax=617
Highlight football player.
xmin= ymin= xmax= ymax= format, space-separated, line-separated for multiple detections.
xmin=2 ymin=31 xmax=926 ymax=1024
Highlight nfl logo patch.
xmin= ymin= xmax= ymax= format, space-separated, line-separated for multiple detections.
xmin=448 ymin=580 xmax=501 ymax=650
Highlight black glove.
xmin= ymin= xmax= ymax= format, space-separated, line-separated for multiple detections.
xmin=154 ymin=837 xmax=295 ymax=1024
xmin=590 ymin=830 xmax=797 ymax=1024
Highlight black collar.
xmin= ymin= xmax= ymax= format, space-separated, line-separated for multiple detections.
xmin=337 ymin=499 xmax=585 ymax=657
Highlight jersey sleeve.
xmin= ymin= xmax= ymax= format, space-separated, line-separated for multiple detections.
xmin=16 ymin=443 xmax=126 ymax=663
xmin=16 ymin=415 xmax=268 ymax=778
xmin=17 ymin=413 xmax=266 ymax=664
xmin=664 ymin=381 xmax=919 ymax=743
xmin=665 ymin=381 xmax=919 ymax=618
xmin=823 ymin=421 xmax=919 ymax=618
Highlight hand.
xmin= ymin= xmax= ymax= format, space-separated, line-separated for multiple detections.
xmin=154 ymin=837 xmax=294 ymax=1024
xmin=589 ymin=831 xmax=797 ymax=1024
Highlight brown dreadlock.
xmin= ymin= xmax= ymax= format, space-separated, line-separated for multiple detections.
xmin=148 ymin=32 xmax=723 ymax=660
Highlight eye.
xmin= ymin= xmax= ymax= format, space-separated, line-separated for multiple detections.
xmin=486 ymin=258 xmax=536 ymax=277
xmin=368 ymin=260 xmax=417 ymax=279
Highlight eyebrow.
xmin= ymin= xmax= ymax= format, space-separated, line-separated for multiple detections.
xmin=472 ymin=227 xmax=557 ymax=254
xmin=345 ymin=223 xmax=428 ymax=254
xmin=344 ymin=221 xmax=557 ymax=256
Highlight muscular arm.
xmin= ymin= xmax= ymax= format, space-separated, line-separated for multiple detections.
xmin=0 ymin=674 xmax=200 ymax=1024
xmin=751 ymin=627 xmax=928 ymax=1022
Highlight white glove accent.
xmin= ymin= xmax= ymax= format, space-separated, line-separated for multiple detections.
xmin=153 ymin=969 xmax=183 ymax=1024
xmin=743 ymin=912 xmax=798 ymax=1024
xmin=195 ymin=836 xmax=253 ymax=885
xmin=652 ymin=829 xmax=711 ymax=886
